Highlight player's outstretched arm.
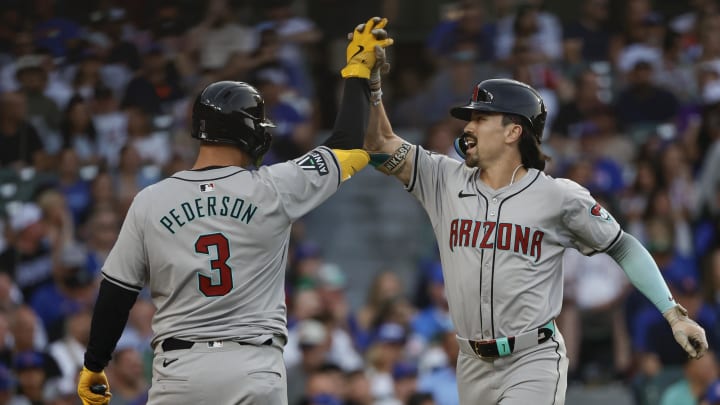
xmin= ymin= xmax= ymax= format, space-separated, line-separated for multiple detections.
xmin=322 ymin=17 xmax=394 ymax=182
xmin=606 ymin=231 xmax=708 ymax=359
xmin=351 ymin=21 xmax=414 ymax=186
xmin=366 ymin=89 xmax=415 ymax=185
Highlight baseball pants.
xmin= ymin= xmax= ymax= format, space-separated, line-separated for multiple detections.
xmin=456 ymin=331 xmax=568 ymax=404
xmin=148 ymin=339 xmax=287 ymax=405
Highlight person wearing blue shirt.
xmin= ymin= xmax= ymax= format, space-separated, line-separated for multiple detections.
xmin=417 ymin=330 xmax=460 ymax=405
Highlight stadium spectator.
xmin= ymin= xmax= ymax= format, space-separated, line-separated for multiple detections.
xmin=55 ymin=148 xmax=92 ymax=225
xmin=560 ymin=248 xmax=631 ymax=382
xmin=184 ymin=0 xmax=257 ymax=82
xmin=60 ymin=96 xmax=100 ymax=165
xmin=425 ymin=0 xmax=496 ymax=66
xmin=562 ymin=0 xmax=611 ymax=63
xmin=660 ymin=350 xmax=718 ymax=405
xmin=0 ymin=203 xmax=53 ymax=299
xmin=494 ymin=1 xmax=562 ymax=63
xmin=105 ymin=345 xmax=149 ymax=405
xmin=287 ymin=319 xmax=332 ymax=405
xmin=392 ymin=362 xmax=419 ymax=405
xmin=302 ymin=364 xmax=345 ymax=405
xmin=0 ymin=91 xmax=45 ymax=169
xmin=47 ymin=307 xmax=91 ymax=389
xmin=410 ymin=263 xmax=451 ymax=345
xmin=29 ymin=243 xmax=94 ymax=341
xmin=350 ymin=271 xmax=406 ymax=353
xmin=613 ymin=49 xmax=679 ymax=135
xmin=255 ymin=0 xmax=322 ymax=98
xmin=416 ymin=329 xmax=460 ymax=405
xmin=121 ymin=45 xmax=184 ymax=115
xmin=366 ymin=322 xmax=408 ymax=403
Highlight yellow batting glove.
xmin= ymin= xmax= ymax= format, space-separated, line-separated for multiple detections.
xmin=332 ymin=149 xmax=370 ymax=181
xmin=341 ymin=17 xmax=394 ymax=79
xmin=77 ymin=367 xmax=112 ymax=405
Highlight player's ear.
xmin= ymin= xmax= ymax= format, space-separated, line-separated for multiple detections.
xmin=505 ymin=122 xmax=523 ymax=144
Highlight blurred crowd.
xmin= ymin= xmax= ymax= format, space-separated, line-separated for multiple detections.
xmin=0 ymin=0 xmax=718 ymax=404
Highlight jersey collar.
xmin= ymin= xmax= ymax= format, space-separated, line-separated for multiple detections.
xmin=474 ymin=168 xmax=539 ymax=197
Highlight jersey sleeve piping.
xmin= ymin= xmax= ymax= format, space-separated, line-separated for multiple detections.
xmin=102 ymin=272 xmax=143 ymax=293
xmin=317 ymin=145 xmax=342 ymax=188
xmin=406 ymin=145 xmax=420 ymax=192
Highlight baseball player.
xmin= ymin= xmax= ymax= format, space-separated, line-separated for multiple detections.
xmin=76 ymin=18 xmax=393 ymax=405
xmin=360 ymin=40 xmax=708 ymax=404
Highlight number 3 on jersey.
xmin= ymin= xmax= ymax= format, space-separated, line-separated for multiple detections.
xmin=195 ymin=233 xmax=233 ymax=296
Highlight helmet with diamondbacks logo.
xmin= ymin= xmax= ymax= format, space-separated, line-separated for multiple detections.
xmin=450 ymin=78 xmax=547 ymax=142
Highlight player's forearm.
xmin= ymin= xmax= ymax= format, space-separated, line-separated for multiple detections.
xmin=605 ymin=232 xmax=676 ymax=314
xmin=84 ymin=279 xmax=138 ymax=371
xmin=366 ymin=101 xmax=415 ymax=184
xmin=365 ymin=100 xmax=397 ymax=152
xmin=322 ymin=78 xmax=370 ymax=149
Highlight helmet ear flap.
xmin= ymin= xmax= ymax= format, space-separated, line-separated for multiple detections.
xmin=454 ymin=136 xmax=467 ymax=158
xmin=532 ymin=110 xmax=547 ymax=142
xmin=250 ymin=127 xmax=273 ymax=165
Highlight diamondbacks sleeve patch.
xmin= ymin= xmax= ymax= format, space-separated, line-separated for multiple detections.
xmin=590 ymin=203 xmax=612 ymax=221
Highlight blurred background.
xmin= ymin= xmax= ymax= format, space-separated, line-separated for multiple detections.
xmin=0 ymin=0 xmax=718 ymax=404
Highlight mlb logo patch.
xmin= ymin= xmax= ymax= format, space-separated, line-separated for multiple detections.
xmin=200 ymin=183 xmax=215 ymax=192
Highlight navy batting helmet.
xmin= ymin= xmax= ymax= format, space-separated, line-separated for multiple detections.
xmin=191 ymin=81 xmax=275 ymax=163
xmin=450 ymin=78 xmax=547 ymax=141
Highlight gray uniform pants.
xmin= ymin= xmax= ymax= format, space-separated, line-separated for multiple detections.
xmin=148 ymin=340 xmax=287 ymax=405
xmin=456 ymin=332 xmax=568 ymax=405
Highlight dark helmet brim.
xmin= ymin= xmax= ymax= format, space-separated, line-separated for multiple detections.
xmin=450 ymin=102 xmax=507 ymax=121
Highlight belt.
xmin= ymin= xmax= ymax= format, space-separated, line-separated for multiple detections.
xmin=161 ymin=337 xmax=273 ymax=352
xmin=457 ymin=320 xmax=555 ymax=359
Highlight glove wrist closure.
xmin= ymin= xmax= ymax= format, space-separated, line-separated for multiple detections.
xmin=663 ymin=304 xmax=688 ymax=325
xmin=341 ymin=65 xmax=372 ymax=79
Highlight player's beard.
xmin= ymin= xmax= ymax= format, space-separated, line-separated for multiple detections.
xmin=464 ymin=143 xmax=484 ymax=168
xmin=464 ymin=153 xmax=480 ymax=168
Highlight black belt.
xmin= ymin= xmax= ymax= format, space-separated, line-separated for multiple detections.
xmin=467 ymin=323 xmax=554 ymax=358
xmin=162 ymin=337 xmax=272 ymax=352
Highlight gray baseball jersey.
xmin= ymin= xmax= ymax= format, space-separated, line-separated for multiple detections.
xmin=101 ymin=146 xmax=342 ymax=347
xmin=407 ymin=146 xmax=621 ymax=340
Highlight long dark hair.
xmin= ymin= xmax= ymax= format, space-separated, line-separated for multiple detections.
xmin=60 ymin=95 xmax=97 ymax=147
xmin=502 ymin=114 xmax=549 ymax=171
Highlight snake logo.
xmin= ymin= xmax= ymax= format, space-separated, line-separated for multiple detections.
xmin=590 ymin=203 xmax=612 ymax=221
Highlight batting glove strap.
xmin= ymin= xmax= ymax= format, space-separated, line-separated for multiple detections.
xmin=663 ymin=304 xmax=709 ymax=359
xmin=77 ymin=367 xmax=112 ymax=405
